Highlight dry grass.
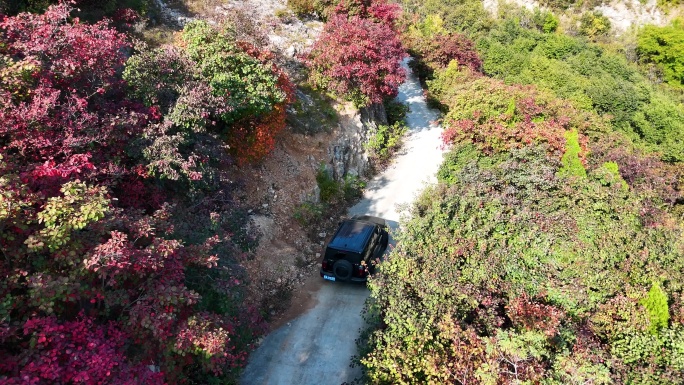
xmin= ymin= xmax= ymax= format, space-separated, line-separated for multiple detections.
xmin=169 ymin=0 xmax=225 ymax=16
xmin=140 ymin=24 xmax=177 ymax=47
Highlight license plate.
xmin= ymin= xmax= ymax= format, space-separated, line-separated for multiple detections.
xmin=323 ymin=275 xmax=336 ymax=282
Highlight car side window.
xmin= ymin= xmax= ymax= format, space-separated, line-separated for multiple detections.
xmin=364 ymin=231 xmax=379 ymax=261
xmin=372 ymin=234 xmax=382 ymax=255
xmin=363 ymin=227 xmax=380 ymax=261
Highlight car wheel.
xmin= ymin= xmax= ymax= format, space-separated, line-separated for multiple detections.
xmin=333 ymin=259 xmax=353 ymax=281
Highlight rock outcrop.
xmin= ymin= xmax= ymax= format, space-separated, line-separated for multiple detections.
xmin=327 ymin=103 xmax=388 ymax=181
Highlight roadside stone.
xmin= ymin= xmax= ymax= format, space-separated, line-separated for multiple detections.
xmin=285 ymin=45 xmax=297 ymax=57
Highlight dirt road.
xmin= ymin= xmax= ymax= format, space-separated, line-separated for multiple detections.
xmin=240 ymin=59 xmax=446 ymax=385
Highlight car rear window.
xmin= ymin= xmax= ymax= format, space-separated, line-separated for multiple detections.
xmin=328 ymin=220 xmax=375 ymax=254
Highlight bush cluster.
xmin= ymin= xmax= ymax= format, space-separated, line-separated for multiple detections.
xmin=395 ymin=0 xmax=492 ymax=36
xmin=306 ymin=0 xmax=407 ymax=107
xmin=364 ymin=144 xmax=684 ymax=384
xmin=432 ymin=66 xmax=598 ymax=160
xmin=361 ymin=3 xmax=684 ymax=383
xmin=364 ymin=122 xmax=408 ymax=166
xmin=316 ymin=166 xmax=366 ymax=204
xmin=637 ymin=21 xmax=684 ymax=88
xmin=478 ymin=15 xmax=684 ymax=162
xmin=286 ymin=0 xmax=335 ymax=17
xmin=0 ymin=5 xmax=291 ymax=383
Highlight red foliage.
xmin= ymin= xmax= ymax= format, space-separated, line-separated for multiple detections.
xmin=0 ymin=5 xmax=276 ymax=383
xmin=229 ymin=103 xmax=288 ymax=164
xmin=173 ymin=312 xmax=248 ymax=375
xmin=333 ymin=0 xmax=401 ymax=25
xmin=592 ymin=136 xmax=683 ymax=206
xmin=21 ymin=154 xmax=95 ymax=196
xmin=507 ymin=294 xmax=565 ymax=338
xmin=0 ymin=3 xmax=151 ymax=191
xmin=435 ymin=319 xmax=488 ymax=384
xmin=307 ymin=14 xmax=406 ymax=105
xmin=440 ymin=82 xmax=590 ymax=160
xmin=0 ymin=315 xmax=164 ymax=385
xmin=441 ymin=115 xmax=569 ymax=158
xmin=113 ymin=8 xmax=141 ymax=28
xmin=419 ymin=33 xmax=483 ymax=73
xmin=113 ymin=176 xmax=166 ymax=211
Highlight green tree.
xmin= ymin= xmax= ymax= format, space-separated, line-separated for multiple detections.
xmin=638 ymin=22 xmax=684 ymax=88
xmin=643 ymin=282 xmax=670 ymax=334
xmin=579 ymin=11 xmax=611 ymax=39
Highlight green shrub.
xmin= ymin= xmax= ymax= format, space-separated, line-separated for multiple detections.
xmin=364 ymin=122 xmax=408 ymax=165
xmin=537 ymin=0 xmax=579 ymax=10
xmin=313 ymin=165 xmax=365 ymax=204
xmin=293 ymin=201 xmax=325 ymax=225
xmin=631 ymin=92 xmax=684 ymax=162
xmin=610 ymin=326 xmax=684 ymax=382
xmin=438 ymin=142 xmax=483 ymax=184
xmin=478 ymin=17 xmax=682 ymax=162
xmin=584 ymin=75 xmax=649 ymax=125
xmin=406 ymin=13 xmax=447 ymax=40
xmin=384 ymin=98 xmax=410 ymax=125
xmin=637 ymin=22 xmax=684 ymax=88
xmin=593 ymin=161 xmax=629 ymax=190
xmin=479 ymin=40 xmax=531 ymax=79
xmin=397 ymin=0 xmax=492 ymax=36
xmin=434 ymin=69 xmax=602 ymax=160
xmin=579 ymin=11 xmax=612 ymax=39
xmin=274 ymin=8 xmax=291 ymax=19
xmin=316 ymin=165 xmax=340 ymax=203
xmin=180 ymin=20 xmax=287 ymax=124
xmin=535 ymin=33 xmax=585 ymax=59
xmin=342 ymin=174 xmax=366 ymax=201
xmin=643 ymin=282 xmax=670 ymax=334
xmin=287 ymin=0 xmax=316 ymax=16
xmin=534 ymin=10 xmax=559 ymax=33
xmin=123 ymin=46 xmax=193 ymax=113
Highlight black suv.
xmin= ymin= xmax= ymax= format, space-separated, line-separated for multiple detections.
xmin=320 ymin=215 xmax=389 ymax=283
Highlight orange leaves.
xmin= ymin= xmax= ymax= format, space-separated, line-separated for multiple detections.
xmin=228 ymin=102 xmax=288 ymax=164
xmin=507 ymin=294 xmax=565 ymax=338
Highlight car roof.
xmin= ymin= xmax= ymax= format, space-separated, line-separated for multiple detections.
xmin=328 ymin=219 xmax=375 ymax=254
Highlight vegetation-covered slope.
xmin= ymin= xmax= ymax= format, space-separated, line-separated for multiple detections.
xmin=0 ymin=4 xmax=292 ymax=383
xmin=362 ymin=1 xmax=684 ymax=384
xmin=366 ymin=145 xmax=683 ymax=383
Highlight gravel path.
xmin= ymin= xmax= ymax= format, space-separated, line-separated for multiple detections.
xmin=240 ymin=59 xmax=446 ymax=385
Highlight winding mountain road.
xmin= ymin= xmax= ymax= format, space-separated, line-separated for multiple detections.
xmin=240 ymin=59 xmax=446 ymax=385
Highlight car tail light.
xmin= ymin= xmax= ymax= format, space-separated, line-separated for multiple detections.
xmin=322 ymin=260 xmax=330 ymax=271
